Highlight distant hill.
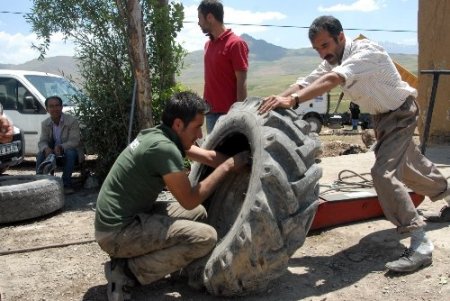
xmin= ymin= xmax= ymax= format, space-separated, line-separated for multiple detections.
xmin=1 ymin=34 xmax=417 ymax=97
xmin=178 ymin=34 xmax=418 ymax=97
xmin=0 ymin=56 xmax=82 ymax=82
xmin=241 ymin=33 xmax=288 ymax=61
xmin=379 ymin=41 xmax=418 ymax=55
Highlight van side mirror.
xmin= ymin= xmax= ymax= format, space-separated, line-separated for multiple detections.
xmin=23 ymin=95 xmax=42 ymax=113
xmin=24 ymin=95 xmax=35 ymax=109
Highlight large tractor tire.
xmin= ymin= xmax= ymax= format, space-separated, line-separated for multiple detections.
xmin=0 ymin=175 xmax=64 ymax=224
xmin=188 ymin=97 xmax=322 ymax=296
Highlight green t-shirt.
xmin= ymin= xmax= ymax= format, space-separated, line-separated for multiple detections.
xmin=95 ymin=124 xmax=185 ymax=232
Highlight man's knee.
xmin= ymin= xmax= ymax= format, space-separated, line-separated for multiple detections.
xmin=64 ymin=148 xmax=78 ymax=159
xmin=197 ymin=225 xmax=218 ymax=251
xmin=190 ymin=205 xmax=208 ymax=222
xmin=371 ymin=164 xmax=391 ymax=184
xmin=371 ymin=166 xmax=381 ymax=180
xmin=63 ymin=148 xmax=79 ymax=167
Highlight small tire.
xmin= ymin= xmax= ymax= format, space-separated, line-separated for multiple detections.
xmin=0 ymin=175 xmax=64 ymax=224
xmin=189 ymin=97 xmax=322 ymax=296
xmin=304 ymin=115 xmax=323 ymax=133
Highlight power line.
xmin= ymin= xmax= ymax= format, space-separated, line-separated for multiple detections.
xmin=184 ymin=21 xmax=417 ymax=33
xmin=1 ymin=11 xmax=416 ymax=34
xmin=0 ymin=11 xmax=26 ymax=15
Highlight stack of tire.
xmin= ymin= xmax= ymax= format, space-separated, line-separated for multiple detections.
xmin=188 ymin=97 xmax=322 ymax=296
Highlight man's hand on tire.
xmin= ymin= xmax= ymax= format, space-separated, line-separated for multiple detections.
xmin=230 ymin=151 xmax=251 ymax=172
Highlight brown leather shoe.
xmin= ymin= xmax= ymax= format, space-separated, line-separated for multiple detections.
xmin=423 ymin=205 xmax=450 ymax=222
xmin=385 ymin=248 xmax=432 ymax=273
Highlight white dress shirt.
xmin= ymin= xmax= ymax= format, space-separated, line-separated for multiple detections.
xmin=296 ymin=38 xmax=417 ymax=115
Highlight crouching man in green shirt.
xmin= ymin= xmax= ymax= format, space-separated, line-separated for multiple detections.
xmin=95 ymin=91 xmax=249 ymax=301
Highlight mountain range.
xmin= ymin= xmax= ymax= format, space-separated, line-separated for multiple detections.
xmin=0 ymin=34 xmax=418 ymax=97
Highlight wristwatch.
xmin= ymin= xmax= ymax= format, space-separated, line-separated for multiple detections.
xmin=291 ymin=93 xmax=300 ymax=110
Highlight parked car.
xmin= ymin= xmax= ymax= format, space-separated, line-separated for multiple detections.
xmin=0 ymin=70 xmax=81 ymax=156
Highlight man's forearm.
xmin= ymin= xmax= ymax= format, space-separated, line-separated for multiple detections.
xmin=235 ymin=70 xmax=247 ymax=101
xmin=236 ymin=87 xmax=247 ymax=101
xmin=279 ymin=84 xmax=302 ymax=97
xmin=192 ymin=158 xmax=234 ymax=204
xmin=186 ymin=145 xmax=228 ymax=168
xmin=296 ymin=72 xmax=341 ymax=104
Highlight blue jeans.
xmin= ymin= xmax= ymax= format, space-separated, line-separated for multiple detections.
xmin=205 ymin=113 xmax=224 ymax=134
xmin=36 ymin=147 xmax=78 ymax=187
xmin=352 ymin=119 xmax=359 ymax=130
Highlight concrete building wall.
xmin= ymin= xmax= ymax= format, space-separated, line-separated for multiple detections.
xmin=417 ymin=0 xmax=450 ymax=144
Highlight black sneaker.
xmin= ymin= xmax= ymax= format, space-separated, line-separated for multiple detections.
xmin=385 ymin=248 xmax=432 ymax=273
xmin=105 ymin=259 xmax=136 ymax=301
xmin=423 ymin=205 xmax=450 ymax=222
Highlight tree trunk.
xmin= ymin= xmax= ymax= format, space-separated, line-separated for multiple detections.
xmin=116 ymin=0 xmax=153 ymax=129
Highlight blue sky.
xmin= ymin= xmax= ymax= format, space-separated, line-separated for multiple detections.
xmin=0 ymin=0 xmax=418 ymax=64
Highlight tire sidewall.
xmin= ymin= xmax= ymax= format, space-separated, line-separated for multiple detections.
xmin=0 ymin=175 xmax=64 ymax=224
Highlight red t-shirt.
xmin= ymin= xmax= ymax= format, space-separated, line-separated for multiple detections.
xmin=203 ymin=29 xmax=249 ymax=113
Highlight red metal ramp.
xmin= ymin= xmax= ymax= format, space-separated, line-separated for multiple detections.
xmin=311 ymin=189 xmax=425 ymax=230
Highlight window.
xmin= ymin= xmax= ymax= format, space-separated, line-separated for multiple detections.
xmin=0 ymin=78 xmax=18 ymax=110
xmin=24 ymin=75 xmax=81 ymax=107
xmin=0 ymin=78 xmax=45 ymax=114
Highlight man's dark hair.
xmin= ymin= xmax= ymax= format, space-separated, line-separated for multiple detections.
xmin=198 ymin=0 xmax=224 ymax=23
xmin=161 ymin=91 xmax=209 ymax=127
xmin=309 ymin=15 xmax=343 ymax=43
xmin=44 ymin=95 xmax=63 ymax=107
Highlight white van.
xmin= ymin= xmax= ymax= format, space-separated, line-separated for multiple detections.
xmin=294 ymin=93 xmax=329 ymax=133
xmin=0 ymin=70 xmax=80 ymax=156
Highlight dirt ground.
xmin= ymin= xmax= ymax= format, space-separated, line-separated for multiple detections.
xmin=1 ymin=128 xmax=449 ymax=301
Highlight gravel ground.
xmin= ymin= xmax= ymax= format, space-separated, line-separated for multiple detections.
xmin=1 ymin=130 xmax=449 ymax=301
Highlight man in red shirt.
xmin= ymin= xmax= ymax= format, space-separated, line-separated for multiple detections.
xmin=197 ymin=0 xmax=249 ymax=133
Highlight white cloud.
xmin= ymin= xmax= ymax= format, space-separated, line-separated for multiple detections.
xmin=0 ymin=31 xmax=75 ymax=65
xmin=177 ymin=4 xmax=286 ymax=52
xmin=318 ymin=0 xmax=386 ymax=13
xmin=3 ymin=3 xmax=286 ymax=60
xmin=0 ymin=32 xmax=38 ymax=64
xmin=225 ymin=7 xmax=286 ymax=36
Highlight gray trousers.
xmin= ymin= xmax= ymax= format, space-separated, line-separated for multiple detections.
xmin=372 ymin=96 xmax=449 ymax=233
xmin=96 ymin=201 xmax=217 ymax=285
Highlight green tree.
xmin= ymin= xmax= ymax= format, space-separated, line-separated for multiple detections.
xmin=27 ymin=0 xmax=185 ymax=179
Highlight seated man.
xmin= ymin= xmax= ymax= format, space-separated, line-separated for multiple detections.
xmin=95 ymin=91 xmax=249 ymax=301
xmin=36 ymin=96 xmax=84 ymax=194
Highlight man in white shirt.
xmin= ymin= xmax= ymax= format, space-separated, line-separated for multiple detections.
xmin=259 ymin=15 xmax=450 ymax=273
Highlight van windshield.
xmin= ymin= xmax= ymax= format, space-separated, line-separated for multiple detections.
xmin=24 ymin=75 xmax=81 ymax=106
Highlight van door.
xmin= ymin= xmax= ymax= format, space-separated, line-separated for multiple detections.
xmin=0 ymin=77 xmax=48 ymax=155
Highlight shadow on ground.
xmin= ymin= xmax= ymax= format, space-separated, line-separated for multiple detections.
xmin=82 ymin=224 xmax=448 ymax=301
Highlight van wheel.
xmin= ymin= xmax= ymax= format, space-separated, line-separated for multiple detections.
xmin=304 ymin=116 xmax=323 ymax=133
xmin=188 ymin=97 xmax=322 ymax=296
xmin=0 ymin=175 xmax=64 ymax=224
